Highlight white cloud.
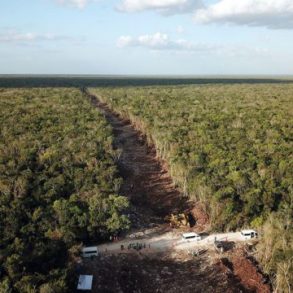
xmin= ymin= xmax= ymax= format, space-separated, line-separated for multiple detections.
xmin=117 ymin=32 xmax=218 ymax=52
xmin=194 ymin=0 xmax=293 ymax=29
xmin=117 ymin=36 xmax=133 ymax=48
xmin=0 ymin=29 xmax=70 ymax=44
xmin=117 ymin=0 xmax=203 ymax=15
xmin=56 ymin=0 xmax=90 ymax=9
xmin=117 ymin=32 xmax=268 ymax=56
xmin=117 ymin=33 xmax=173 ymax=49
xmin=137 ymin=32 xmax=169 ymax=47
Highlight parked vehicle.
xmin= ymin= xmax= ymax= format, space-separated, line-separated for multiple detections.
xmin=82 ymin=246 xmax=98 ymax=258
xmin=241 ymin=230 xmax=258 ymax=240
xmin=182 ymin=232 xmax=201 ymax=242
xmin=77 ymin=275 xmax=93 ymax=291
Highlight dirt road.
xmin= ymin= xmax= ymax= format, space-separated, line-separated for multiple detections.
xmin=86 ymin=89 xmax=198 ymax=229
xmin=97 ymin=231 xmax=249 ymax=254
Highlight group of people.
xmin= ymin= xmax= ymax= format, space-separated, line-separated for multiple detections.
xmin=119 ymin=243 xmax=151 ymax=251
xmin=109 ymin=235 xmax=119 ymax=242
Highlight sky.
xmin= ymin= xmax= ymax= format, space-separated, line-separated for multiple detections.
xmin=0 ymin=0 xmax=293 ymax=75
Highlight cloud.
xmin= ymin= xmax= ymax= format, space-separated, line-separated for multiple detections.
xmin=117 ymin=33 xmax=170 ymax=49
xmin=194 ymin=0 xmax=293 ymax=29
xmin=117 ymin=0 xmax=203 ymax=15
xmin=56 ymin=0 xmax=90 ymax=9
xmin=0 ymin=29 xmax=70 ymax=44
xmin=117 ymin=32 xmax=268 ymax=56
xmin=117 ymin=32 xmax=219 ymax=53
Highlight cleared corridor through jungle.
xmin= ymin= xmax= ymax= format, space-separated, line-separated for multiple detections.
xmin=85 ymin=89 xmax=194 ymax=230
xmin=81 ymin=89 xmax=271 ymax=293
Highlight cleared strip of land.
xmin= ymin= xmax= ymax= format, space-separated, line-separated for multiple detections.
xmin=81 ymin=89 xmax=271 ymax=293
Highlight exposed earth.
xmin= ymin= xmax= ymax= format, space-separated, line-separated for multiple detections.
xmin=80 ymin=248 xmax=270 ymax=293
xmin=87 ymin=89 xmax=203 ymax=230
xmin=77 ymin=89 xmax=271 ymax=293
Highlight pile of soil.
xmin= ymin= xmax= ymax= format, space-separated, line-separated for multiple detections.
xmin=219 ymin=249 xmax=271 ymax=293
xmin=230 ymin=250 xmax=271 ymax=292
xmin=190 ymin=205 xmax=210 ymax=231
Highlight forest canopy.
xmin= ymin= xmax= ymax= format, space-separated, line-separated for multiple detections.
xmin=0 ymin=88 xmax=129 ymax=292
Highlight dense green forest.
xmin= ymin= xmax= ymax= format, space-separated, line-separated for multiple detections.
xmin=91 ymin=84 xmax=293 ymax=292
xmin=0 ymin=84 xmax=291 ymax=292
xmin=1 ymin=76 xmax=292 ymax=89
xmin=0 ymin=88 xmax=129 ymax=292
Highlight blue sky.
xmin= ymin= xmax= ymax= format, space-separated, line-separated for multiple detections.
xmin=1 ymin=0 xmax=293 ymax=75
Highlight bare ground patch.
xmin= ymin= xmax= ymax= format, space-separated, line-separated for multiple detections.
xmin=80 ymin=90 xmax=271 ymax=293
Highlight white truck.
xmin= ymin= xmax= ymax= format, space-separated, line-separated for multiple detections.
xmin=182 ymin=232 xmax=202 ymax=242
xmin=82 ymin=246 xmax=98 ymax=258
xmin=241 ymin=229 xmax=258 ymax=240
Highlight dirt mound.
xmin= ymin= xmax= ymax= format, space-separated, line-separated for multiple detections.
xmin=219 ymin=249 xmax=271 ymax=293
xmin=190 ymin=205 xmax=209 ymax=231
xmin=231 ymin=250 xmax=271 ymax=293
